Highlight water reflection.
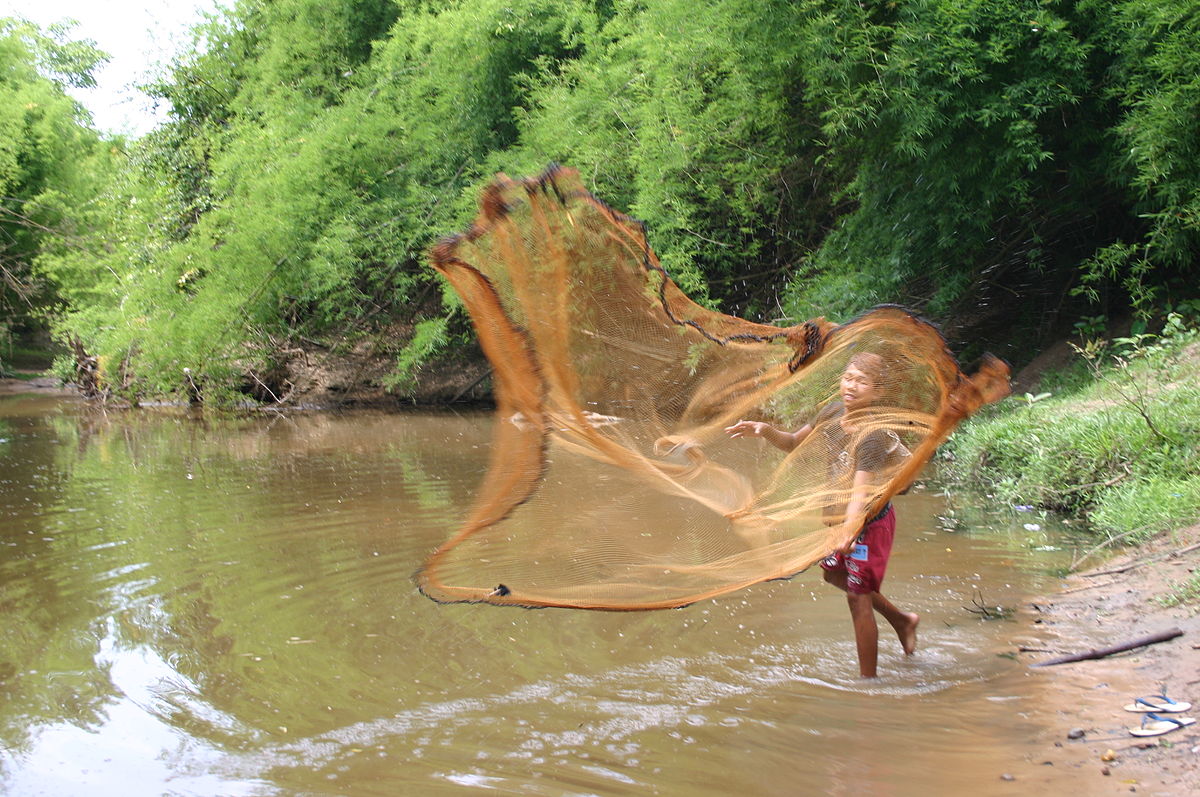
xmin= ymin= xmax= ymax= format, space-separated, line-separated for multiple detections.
xmin=1 ymin=394 xmax=1077 ymax=796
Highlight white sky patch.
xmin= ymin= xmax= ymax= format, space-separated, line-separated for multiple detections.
xmin=2 ymin=0 xmax=223 ymax=136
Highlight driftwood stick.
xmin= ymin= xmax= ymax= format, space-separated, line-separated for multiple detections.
xmin=1080 ymin=541 xmax=1200 ymax=578
xmin=1061 ymin=579 xmax=1118 ymax=595
xmin=450 ymin=368 xmax=492 ymax=403
xmin=1072 ymin=524 xmax=1153 ymax=572
xmin=1030 ymin=628 xmax=1184 ymax=667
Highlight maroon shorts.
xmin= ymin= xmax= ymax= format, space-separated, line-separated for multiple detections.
xmin=820 ymin=504 xmax=896 ymax=595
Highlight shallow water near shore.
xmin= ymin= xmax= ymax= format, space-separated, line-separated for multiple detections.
xmin=0 ymin=394 xmax=1079 ymax=796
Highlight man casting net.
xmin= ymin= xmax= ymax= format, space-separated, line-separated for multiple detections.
xmin=418 ymin=166 xmax=1009 ymax=611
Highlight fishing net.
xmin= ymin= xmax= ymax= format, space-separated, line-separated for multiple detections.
xmin=419 ymin=165 xmax=1010 ymax=610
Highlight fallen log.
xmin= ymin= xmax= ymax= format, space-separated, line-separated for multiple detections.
xmin=1030 ymin=627 xmax=1183 ymax=667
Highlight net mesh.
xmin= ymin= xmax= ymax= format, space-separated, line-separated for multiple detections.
xmin=419 ymin=165 xmax=1010 ymax=610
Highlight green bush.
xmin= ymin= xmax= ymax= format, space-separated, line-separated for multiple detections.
xmin=946 ymin=315 xmax=1200 ymax=540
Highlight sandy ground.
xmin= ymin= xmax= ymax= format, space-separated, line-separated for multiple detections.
xmin=1004 ymin=523 xmax=1200 ymax=794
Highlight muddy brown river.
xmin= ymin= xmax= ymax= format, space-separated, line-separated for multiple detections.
xmin=0 ymin=393 xmax=1078 ymax=795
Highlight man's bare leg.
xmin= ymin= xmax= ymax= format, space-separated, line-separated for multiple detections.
xmin=872 ymin=593 xmax=919 ymax=655
xmin=846 ymin=592 xmax=879 ymax=678
xmin=824 ymin=570 xmax=919 ymax=656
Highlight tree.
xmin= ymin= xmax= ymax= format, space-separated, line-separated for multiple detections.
xmin=31 ymin=0 xmax=1200 ymax=400
xmin=0 ymin=18 xmax=105 ymax=332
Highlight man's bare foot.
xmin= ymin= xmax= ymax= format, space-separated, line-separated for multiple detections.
xmin=899 ymin=612 xmax=919 ymax=655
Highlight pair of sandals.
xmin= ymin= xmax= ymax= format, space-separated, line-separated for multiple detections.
xmin=1124 ymin=693 xmax=1195 ymax=737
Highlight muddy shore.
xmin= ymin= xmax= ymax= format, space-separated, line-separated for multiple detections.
xmin=1003 ymin=524 xmax=1200 ymax=794
xmin=0 ymin=375 xmax=75 ymax=395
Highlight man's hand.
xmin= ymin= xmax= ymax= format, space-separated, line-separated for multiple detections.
xmin=724 ymin=420 xmax=767 ymax=438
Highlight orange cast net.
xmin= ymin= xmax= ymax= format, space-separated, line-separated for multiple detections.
xmin=419 ymin=165 xmax=1010 ymax=610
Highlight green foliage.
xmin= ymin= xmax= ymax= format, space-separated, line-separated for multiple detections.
xmin=382 ymin=316 xmax=451 ymax=393
xmin=508 ymin=0 xmax=839 ymax=314
xmin=0 ymin=18 xmax=105 ymax=326
xmin=18 ymin=0 xmax=1200 ymax=403
xmin=783 ymin=0 xmax=1099 ymax=320
xmin=946 ymin=314 xmax=1200 ymax=540
xmin=1073 ymin=0 xmax=1200 ymax=313
xmin=36 ymin=0 xmax=609 ymax=401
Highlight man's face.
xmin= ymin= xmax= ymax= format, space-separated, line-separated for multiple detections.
xmin=840 ymin=364 xmax=879 ymax=410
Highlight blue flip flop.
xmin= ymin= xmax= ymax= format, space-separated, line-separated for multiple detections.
xmin=1129 ymin=712 xmax=1196 ymax=737
xmin=1123 ymin=693 xmax=1192 ymax=713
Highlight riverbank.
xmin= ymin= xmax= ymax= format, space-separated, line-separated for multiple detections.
xmin=1005 ymin=523 xmax=1200 ymax=794
xmin=1 ymin=339 xmax=492 ymax=407
xmin=0 ymin=374 xmax=74 ymax=395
